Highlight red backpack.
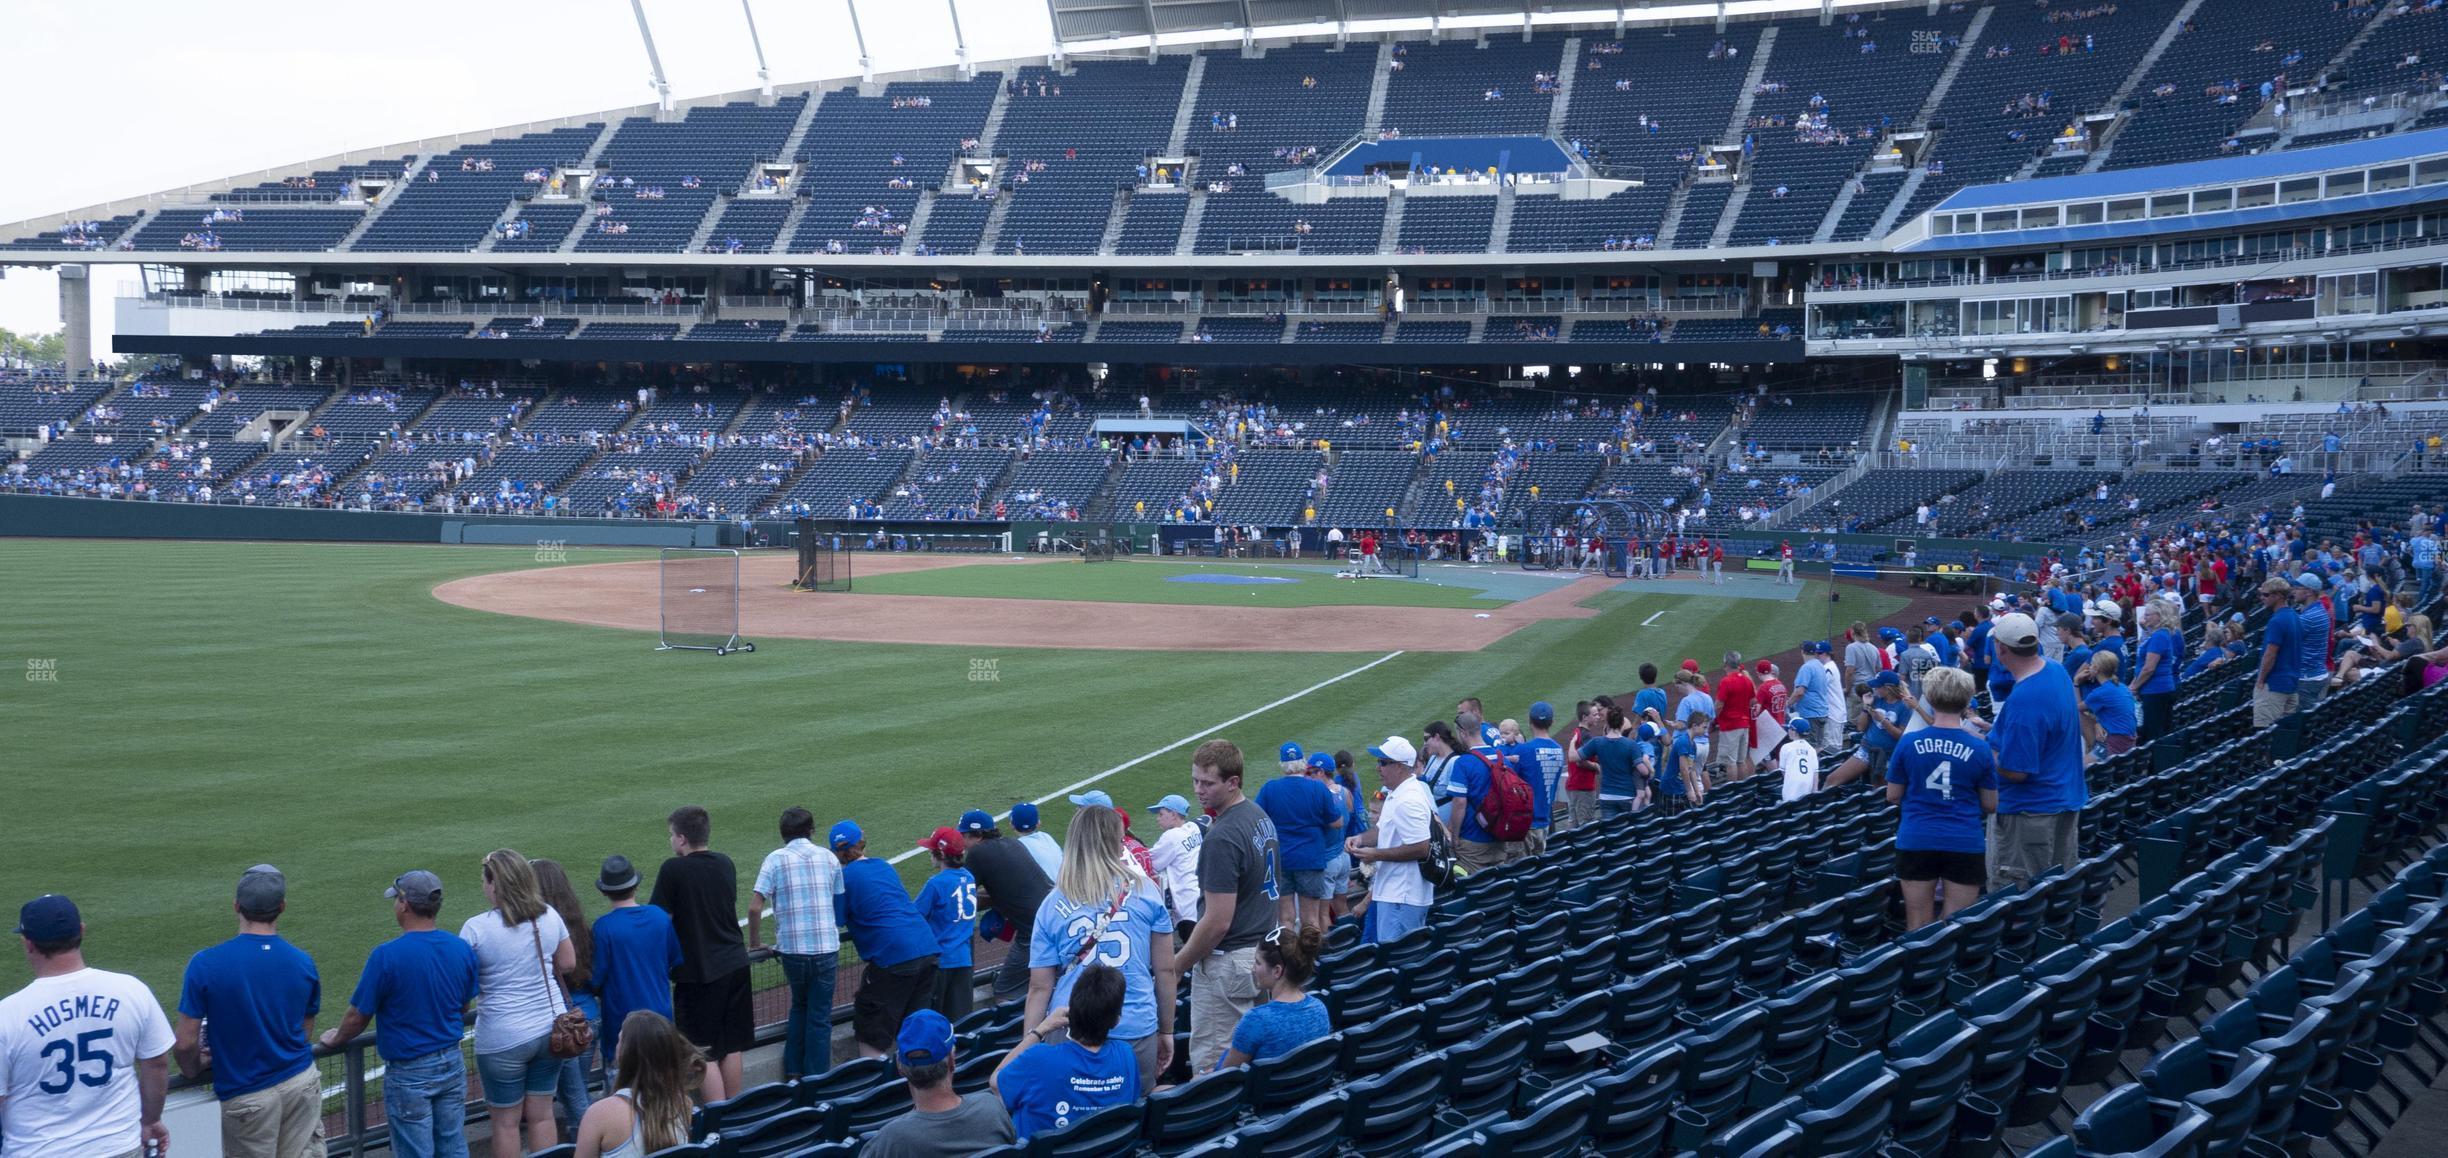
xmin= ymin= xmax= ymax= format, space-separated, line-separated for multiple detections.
xmin=1468 ymin=750 xmax=1535 ymax=843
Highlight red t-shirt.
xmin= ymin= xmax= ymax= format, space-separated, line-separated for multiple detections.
xmin=1757 ymin=677 xmax=1788 ymax=724
xmin=1714 ymin=672 xmax=1755 ymax=733
xmin=1565 ymin=725 xmax=1598 ymax=792
xmin=1360 ymin=534 xmax=1378 ymax=556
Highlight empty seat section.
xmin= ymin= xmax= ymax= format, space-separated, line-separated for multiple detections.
xmin=580 ymin=96 xmax=808 ymax=253
xmin=128 ymin=208 xmax=363 ymax=252
xmin=1377 ymin=37 xmax=1564 ymax=137
xmin=993 ymin=61 xmax=1187 ymax=255
xmin=770 ymin=449 xmax=914 ymax=517
xmin=1397 ymin=196 xmax=1497 ymax=254
xmin=1000 ymin=449 xmax=1113 ymax=519
xmin=2103 ymin=1 xmax=2362 ymax=170
xmin=698 ymin=199 xmax=793 ymax=253
xmin=1187 ymin=43 xmax=1380 ymax=255
xmin=792 ymin=78 xmax=999 ymax=256
xmin=1313 ymin=451 xmax=1417 ymax=526
xmin=355 ymin=125 xmax=602 ymax=252
xmin=885 ymin=448 xmax=1014 ymax=519
xmin=1211 ymin=450 xmax=1324 ymax=523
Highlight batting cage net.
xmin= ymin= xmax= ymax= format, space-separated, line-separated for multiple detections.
xmin=1338 ymin=543 xmax=1422 ymax=578
xmin=794 ymin=522 xmax=853 ymax=592
xmin=658 ymin=548 xmax=755 ymax=655
xmin=1519 ymin=499 xmax=1672 ymax=577
xmin=1081 ymin=536 xmax=1119 ymax=562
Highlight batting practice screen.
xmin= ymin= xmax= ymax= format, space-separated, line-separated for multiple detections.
xmin=657 ymin=548 xmax=755 ymax=654
xmin=794 ymin=522 xmax=853 ymax=592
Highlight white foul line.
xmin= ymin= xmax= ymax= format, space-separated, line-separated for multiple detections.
xmin=887 ymin=649 xmax=1409 ymax=864
xmin=1641 ymin=610 xmax=1667 ymax=627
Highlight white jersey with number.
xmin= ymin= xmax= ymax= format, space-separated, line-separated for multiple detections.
xmin=0 ymin=967 xmax=174 ymax=1158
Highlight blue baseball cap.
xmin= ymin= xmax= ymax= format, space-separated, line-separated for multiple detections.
xmin=829 ymin=820 xmax=864 ymax=849
xmin=14 ymin=895 xmax=79 ymax=942
xmin=1068 ymin=790 xmax=1115 ymax=809
xmin=2289 ymin=572 xmax=2323 ymax=590
xmin=958 ymin=809 xmax=996 ymax=835
xmin=1478 ymin=723 xmax=1502 ymax=747
xmin=1528 ymin=701 xmax=1555 ymax=724
xmin=896 ymin=1009 xmax=956 ymax=1066
xmin=1277 ymin=742 xmax=1305 ymax=763
xmin=1923 ymin=615 xmax=1942 ymax=626
xmin=1009 ymin=802 xmax=1041 ymax=831
xmin=1636 ymin=721 xmax=1663 ymax=744
xmin=1306 ymin=753 xmax=1337 ymax=773
xmin=1879 ymin=626 xmax=1903 ymax=642
xmin=1149 ymin=794 xmax=1193 ymax=817
xmin=1870 ymin=671 xmax=1902 ymax=689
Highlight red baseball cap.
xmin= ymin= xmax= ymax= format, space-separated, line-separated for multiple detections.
xmin=1755 ymin=659 xmax=1775 ymax=674
xmin=1680 ymin=659 xmax=1700 ymax=673
xmin=917 ymin=827 xmax=964 ymax=857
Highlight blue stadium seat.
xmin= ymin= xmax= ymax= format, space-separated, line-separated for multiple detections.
xmin=1242 ymin=1033 xmax=1340 ymax=1112
xmin=1339 ymin=1052 xmax=1448 ymax=1155
xmin=1023 ymin=1101 xmax=1143 ymax=1158
xmin=1140 ymin=1067 xmax=1245 ymax=1154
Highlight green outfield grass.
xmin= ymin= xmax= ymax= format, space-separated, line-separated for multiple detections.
xmin=851 ymin=555 xmax=1512 ymax=608
xmin=0 ymin=539 xmax=1902 ymax=1007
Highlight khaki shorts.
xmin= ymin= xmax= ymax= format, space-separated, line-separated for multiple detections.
xmin=2252 ymin=686 xmax=2298 ymax=729
xmin=1456 ymin=838 xmax=1505 ymax=873
xmin=1991 ymin=810 xmax=2081 ymax=892
xmin=1188 ymin=947 xmax=1260 ymax=1074
xmin=223 ymin=1066 xmax=326 ymax=1158
xmin=1714 ymin=729 xmax=1750 ymax=767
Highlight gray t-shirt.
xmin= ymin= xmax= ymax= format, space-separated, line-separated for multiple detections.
xmin=1197 ymin=799 xmax=1282 ymax=953
xmin=862 ymin=1092 xmax=1015 ymax=1158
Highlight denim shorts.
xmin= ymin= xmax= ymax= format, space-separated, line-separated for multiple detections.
xmin=475 ymin=1030 xmax=560 ymax=1107
xmin=1322 ymin=850 xmax=1355 ymax=897
xmin=1285 ymin=868 xmax=1332 ymax=900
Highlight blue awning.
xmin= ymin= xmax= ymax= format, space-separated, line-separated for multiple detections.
xmin=1931 ymin=127 xmax=2448 ymax=213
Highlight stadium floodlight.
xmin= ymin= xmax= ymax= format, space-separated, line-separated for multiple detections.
xmin=741 ymin=0 xmax=775 ymax=99
xmin=947 ymin=0 xmax=971 ymax=79
xmin=845 ymin=0 xmax=874 ymax=83
xmin=629 ymin=0 xmax=676 ymax=114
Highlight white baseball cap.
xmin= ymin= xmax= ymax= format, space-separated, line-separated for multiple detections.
xmin=1992 ymin=613 xmax=2040 ymax=649
xmin=2089 ymin=599 xmax=2121 ymax=622
xmin=1367 ymin=736 xmax=1418 ymax=765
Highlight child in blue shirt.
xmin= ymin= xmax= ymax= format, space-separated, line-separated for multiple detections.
xmin=2078 ymin=651 xmax=2141 ymax=759
xmin=915 ymin=828 xmax=981 ymax=1021
xmin=1216 ymin=925 xmax=1332 ymax=1070
xmin=1885 ymin=667 xmax=1999 ymax=930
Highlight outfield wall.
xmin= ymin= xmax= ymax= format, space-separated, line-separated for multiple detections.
xmin=0 ymin=493 xmax=738 ymax=547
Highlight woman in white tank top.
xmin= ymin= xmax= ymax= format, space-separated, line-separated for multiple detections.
xmin=574 ymin=1012 xmax=710 ymax=1158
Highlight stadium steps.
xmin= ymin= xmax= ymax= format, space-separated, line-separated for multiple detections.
xmin=1097 ymin=189 xmax=1131 ymax=255
xmin=1655 ymin=183 xmax=1694 ymax=248
xmin=337 ymin=153 xmax=431 ymax=252
xmin=1081 ymin=455 xmax=1131 ymax=521
xmin=2267 ymin=11 xmax=2411 ymax=151
xmin=976 ymin=76 xmax=1014 ymax=151
xmin=1166 ymin=53 xmax=1208 ymax=155
xmin=773 ymin=196 xmax=813 ymax=255
xmin=774 ymin=89 xmax=826 ymax=167
xmin=685 ymin=195 xmax=730 ymax=254
xmin=1489 ymin=185 xmax=1515 ymax=255
xmin=1707 ymin=183 xmax=1749 ymax=248
xmin=473 ymin=194 xmax=527 ymax=254
xmin=975 ymin=191 xmax=1014 ymax=255
xmin=1174 ymin=190 xmax=1207 ymax=257
xmin=1720 ymin=25 xmax=1780 ymax=147
xmin=554 ymin=203 xmax=592 ymax=253
xmin=1815 ymin=7 xmax=1990 ymax=243
xmin=1377 ymin=186 xmax=1405 ymax=254
xmin=1865 ymin=164 xmax=1931 ymax=238
xmin=1362 ymin=42 xmax=1395 ymax=135
xmin=577 ymin=120 xmax=621 ymax=168
xmin=2076 ymin=0 xmax=2211 ymax=172
xmin=1546 ymin=37 xmax=1582 ymax=135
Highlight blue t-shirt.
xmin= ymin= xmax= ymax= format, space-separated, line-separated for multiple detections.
xmin=1661 ymin=731 xmax=1698 ymax=795
xmin=1028 ymin=883 xmax=1170 ymax=1041
xmin=2296 ymin=600 xmax=2332 ymax=682
xmin=2138 ymin=628 xmax=2181 ymax=695
xmin=1438 ymin=752 xmax=1498 ymax=843
xmin=2412 ymin=535 xmax=2438 ymax=569
xmin=834 ymin=857 xmax=938 ymax=968
xmin=1862 ymin=697 xmax=1912 ymax=753
xmin=1632 ymin=687 xmax=1669 ymax=722
xmin=2083 ymin=681 xmax=2138 ymax=737
xmin=2261 ymin=607 xmax=2302 ymax=693
xmin=1989 ymin=660 xmax=2089 ymax=815
xmin=1674 ymin=690 xmax=1717 ymax=734
xmin=1965 ymin=621 xmax=1993 ymax=670
xmin=1886 ymin=725 xmax=1999 ymax=854
xmin=1513 ymin=737 xmax=1566 ymax=827
xmin=178 ymin=934 xmax=320 ymax=1099
xmin=2090 ymin=634 xmax=2126 ymax=677
xmin=1223 ymin=996 xmax=1331 ymax=1067
xmin=1931 ymin=633 xmax=1958 ymax=667
xmin=2358 ymin=583 xmax=2389 ymax=632
xmin=1578 ymin=734 xmax=1645 ymax=799
xmin=348 ymin=930 xmax=479 ymax=1064
xmin=1789 ymin=661 xmax=1830 ymax=722
xmin=1000 ymin=1038 xmax=1139 ymax=1139
xmin=1256 ymin=776 xmax=1347 ymax=872
xmin=590 ymin=904 xmax=681 ymax=1061
xmin=916 ymin=868 xmax=979 ymax=969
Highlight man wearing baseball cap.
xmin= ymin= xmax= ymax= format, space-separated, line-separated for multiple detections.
xmin=321 ymin=873 xmax=482 ymax=1158
xmin=749 ymin=807 xmax=846 ymax=1080
xmin=2 ymin=894 xmax=175 ymax=1158
xmin=587 ymin=854 xmax=681 ymax=1069
xmin=1257 ymin=747 xmax=1348 ymax=933
xmin=173 ymin=865 xmax=322 ymax=1157
xmin=1145 ymin=795 xmax=1205 ymax=941
xmin=1352 ymin=737 xmax=1436 ymax=944
xmin=958 ymin=809 xmax=1052 ymax=1006
xmin=1987 ymin=611 xmax=2089 ymax=891
xmin=2254 ymin=577 xmax=2305 ymax=727
xmin=861 ymin=1009 xmax=1014 ymax=1156
xmin=1009 ymin=803 xmax=1063 ymax=882
xmin=2291 ymin=571 xmax=2335 ymax=713
xmin=832 ymin=821 xmax=943 ymax=1060
xmin=1517 ymin=702 xmax=1568 ymax=855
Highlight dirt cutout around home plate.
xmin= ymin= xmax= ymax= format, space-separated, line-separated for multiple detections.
xmin=433 ymin=552 xmax=1620 ymax=652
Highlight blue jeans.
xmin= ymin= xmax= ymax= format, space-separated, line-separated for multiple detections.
xmin=1600 ymin=797 xmax=1639 ymax=819
xmin=1365 ymin=901 xmax=1430 ymax=944
xmin=2420 ymin=566 xmax=2439 ymax=608
xmin=381 ymin=1047 xmax=469 ymax=1158
xmin=781 ymin=951 xmax=840 ymax=1078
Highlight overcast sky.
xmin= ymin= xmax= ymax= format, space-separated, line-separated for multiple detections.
xmin=0 ymin=0 xmax=1060 ymax=350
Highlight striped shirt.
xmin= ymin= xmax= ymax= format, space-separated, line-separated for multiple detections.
xmin=752 ymin=838 xmax=846 ymax=956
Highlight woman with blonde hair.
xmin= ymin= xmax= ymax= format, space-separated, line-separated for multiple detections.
xmin=531 ymin=858 xmax=598 ymax=1136
xmin=1025 ymin=805 xmax=1178 ymax=1091
xmin=572 ymin=1011 xmax=706 ymax=1158
xmin=2077 ymin=651 xmax=2140 ymax=761
xmin=2129 ymin=597 xmax=2185 ymax=743
xmin=462 ymin=849 xmax=579 ymax=1158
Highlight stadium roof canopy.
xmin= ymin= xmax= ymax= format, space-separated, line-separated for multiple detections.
xmin=1046 ymin=0 xmax=1902 ymax=47
xmin=1932 ymin=128 xmax=2448 ymax=214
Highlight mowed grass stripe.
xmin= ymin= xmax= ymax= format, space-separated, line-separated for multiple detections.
xmin=0 ymin=539 xmax=1902 ymax=1007
xmin=850 ymin=556 xmax=1510 ymax=608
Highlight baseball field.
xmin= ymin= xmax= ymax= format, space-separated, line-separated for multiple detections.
xmin=0 ymin=538 xmax=1905 ymax=1007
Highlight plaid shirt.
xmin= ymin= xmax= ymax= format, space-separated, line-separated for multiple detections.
xmin=753 ymin=838 xmax=845 ymax=955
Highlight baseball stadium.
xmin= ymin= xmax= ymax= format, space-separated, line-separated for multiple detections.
xmin=5 ymin=0 xmax=2448 ymax=1154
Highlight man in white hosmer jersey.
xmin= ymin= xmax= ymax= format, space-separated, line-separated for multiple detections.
xmin=0 ymin=894 xmax=175 ymax=1158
